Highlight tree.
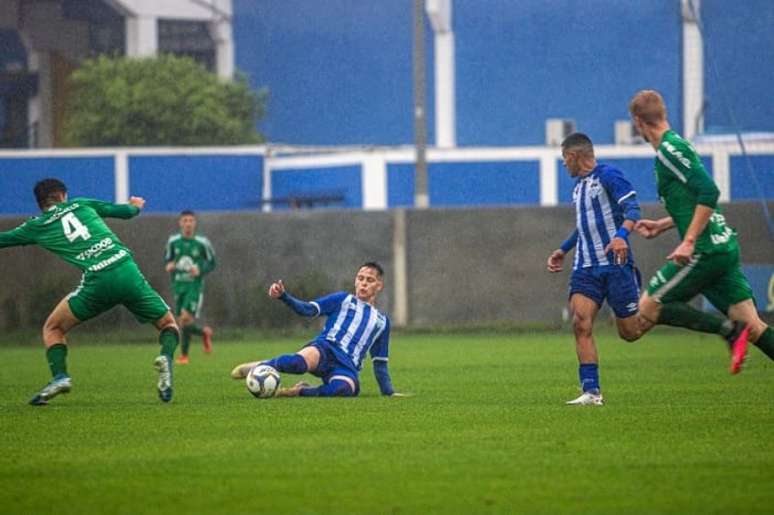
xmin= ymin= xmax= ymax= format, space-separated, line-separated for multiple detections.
xmin=64 ymin=55 xmax=267 ymax=146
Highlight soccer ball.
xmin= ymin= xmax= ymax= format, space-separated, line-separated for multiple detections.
xmin=246 ymin=364 xmax=281 ymax=398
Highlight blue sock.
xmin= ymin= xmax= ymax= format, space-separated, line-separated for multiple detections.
xmin=265 ymin=354 xmax=308 ymax=374
xmin=579 ymin=363 xmax=600 ymax=394
xmin=298 ymin=379 xmax=354 ymax=397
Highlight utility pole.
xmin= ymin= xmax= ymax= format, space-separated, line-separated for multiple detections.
xmin=413 ymin=0 xmax=429 ymax=208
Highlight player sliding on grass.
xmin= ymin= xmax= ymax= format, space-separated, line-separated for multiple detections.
xmin=231 ymin=262 xmax=401 ymax=397
xmin=164 ymin=210 xmax=216 ymax=364
xmin=547 ymin=132 xmax=643 ymax=406
xmin=0 ymin=179 xmax=179 ymax=405
xmin=626 ymin=89 xmax=774 ymax=370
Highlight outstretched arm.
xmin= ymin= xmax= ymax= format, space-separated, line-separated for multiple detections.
xmin=268 ymin=280 xmax=320 ymax=317
xmin=0 ymin=225 xmax=34 ymax=249
xmin=81 ymin=197 xmax=144 ymax=219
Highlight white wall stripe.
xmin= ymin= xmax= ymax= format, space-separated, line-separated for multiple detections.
xmin=713 ymin=149 xmax=730 ymax=203
xmin=540 ymin=151 xmax=558 ymax=206
xmin=362 ymin=154 xmax=387 ymax=210
xmin=114 ymin=151 xmax=129 ymax=204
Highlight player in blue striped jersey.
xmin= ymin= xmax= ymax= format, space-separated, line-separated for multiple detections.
xmin=546 ymin=133 xmax=643 ymax=406
xmin=230 ymin=262 xmax=399 ymax=397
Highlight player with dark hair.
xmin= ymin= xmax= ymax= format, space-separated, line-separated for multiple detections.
xmin=627 ymin=89 xmax=774 ymax=370
xmin=0 ymin=178 xmax=179 ymax=405
xmin=230 ymin=262 xmax=403 ymax=398
xmin=164 ymin=210 xmax=216 ymax=364
xmin=547 ymin=132 xmax=642 ymax=405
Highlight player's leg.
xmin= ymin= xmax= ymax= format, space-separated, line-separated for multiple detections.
xmin=29 ymin=297 xmax=82 ymax=405
xmin=231 ymin=342 xmax=323 ymax=379
xmin=728 ymin=299 xmax=774 ymax=362
xmin=153 ymin=312 xmax=179 ymax=403
xmin=120 ymin=261 xmax=179 ymax=402
xmin=176 ymin=308 xmax=195 ymax=364
xmin=642 ymin=256 xmax=742 ymax=345
xmin=278 ymin=368 xmax=358 ymax=398
xmin=608 ymin=265 xmax=644 ymax=342
xmin=176 ymin=290 xmax=213 ymax=359
xmin=565 ymin=269 xmax=604 ymax=405
xmin=703 ymin=261 xmax=773 ymax=371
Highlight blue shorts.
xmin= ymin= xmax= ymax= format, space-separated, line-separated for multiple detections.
xmin=569 ymin=264 xmax=641 ymax=318
xmin=304 ymin=341 xmax=361 ymax=395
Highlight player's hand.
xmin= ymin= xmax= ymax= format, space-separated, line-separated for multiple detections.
xmin=128 ymin=196 xmax=145 ymax=210
xmin=269 ymin=279 xmax=285 ymax=298
xmin=546 ymin=249 xmax=565 ymax=272
xmin=164 ymin=261 xmax=176 ymax=273
xmin=604 ymin=237 xmax=628 ymax=265
xmin=635 ymin=219 xmax=661 ymax=239
xmin=189 ymin=265 xmax=200 ymax=277
xmin=667 ymin=240 xmax=695 ymax=266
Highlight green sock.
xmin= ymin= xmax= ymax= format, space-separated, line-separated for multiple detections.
xmin=159 ymin=328 xmax=179 ymax=359
xmin=46 ymin=344 xmax=68 ymax=378
xmin=181 ymin=327 xmax=191 ymax=356
xmin=657 ymin=302 xmax=733 ymax=336
xmin=186 ymin=323 xmax=204 ymax=337
xmin=754 ymin=327 xmax=774 ymax=361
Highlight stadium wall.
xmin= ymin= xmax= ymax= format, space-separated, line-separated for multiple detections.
xmin=0 ymin=202 xmax=771 ymax=332
xmin=0 ymin=141 xmax=772 ymax=216
xmin=233 ymin=0 xmax=774 ymax=146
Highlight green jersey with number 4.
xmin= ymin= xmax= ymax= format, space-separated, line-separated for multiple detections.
xmin=0 ymin=198 xmax=139 ymax=272
xmin=655 ymin=130 xmax=738 ymax=255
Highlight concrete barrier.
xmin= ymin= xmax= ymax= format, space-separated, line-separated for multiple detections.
xmin=0 ymin=202 xmax=771 ymax=331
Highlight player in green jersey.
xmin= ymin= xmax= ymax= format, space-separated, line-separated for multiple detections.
xmin=0 ymin=178 xmax=180 ymax=405
xmin=164 ymin=210 xmax=216 ymax=364
xmin=627 ymin=90 xmax=774 ymax=372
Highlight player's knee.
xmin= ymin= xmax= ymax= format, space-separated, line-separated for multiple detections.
xmin=324 ymin=378 xmax=356 ymax=397
xmin=617 ymin=326 xmax=642 ymax=342
xmin=156 ymin=311 xmax=179 ymax=332
xmin=331 ymin=380 xmax=356 ymax=397
xmin=572 ymin=313 xmax=593 ymax=337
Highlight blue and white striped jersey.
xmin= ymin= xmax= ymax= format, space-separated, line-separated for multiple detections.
xmin=310 ymin=292 xmax=390 ymax=371
xmin=571 ymin=164 xmax=640 ymax=270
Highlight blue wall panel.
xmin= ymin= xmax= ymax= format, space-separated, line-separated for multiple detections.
xmin=730 ymin=155 xmax=774 ymax=201
xmin=129 ymin=155 xmax=263 ymax=213
xmin=271 ymin=166 xmax=362 ymax=209
xmin=455 ymin=0 xmax=682 ymax=146
xmin=233 ymin=0 xmax=433 ymax=146
xmin=0 ymin=157 xmax=114 ymax=215
xmin=234 ymin=0 xmax=686 ymax=146
xmin=388 ymin=160 xmax=541 ymax=207
xmin=702 ymin=0 xmax=774 ymax=133
xmin=557 ymin=156 xmax=714 ymax=204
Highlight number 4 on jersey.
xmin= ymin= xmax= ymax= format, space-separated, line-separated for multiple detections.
xmin=61 ymin=212 xmax=91 ymax=242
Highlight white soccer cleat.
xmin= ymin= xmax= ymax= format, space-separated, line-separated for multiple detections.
xmin=154 ymin=355 xmax=173 ymax=403
xmin=566 ymin=392 xmax=604 ymax=406
xmin=230 ymin=361 xmax=262 ymax=379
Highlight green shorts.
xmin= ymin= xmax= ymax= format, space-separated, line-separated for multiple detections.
xmin=173 ymin=284 xmax=204 ymax=318
xmin=67 ymin=259 xmax=170 ymax=323
xmin=646 ymin=248 xmax=754 ymax=315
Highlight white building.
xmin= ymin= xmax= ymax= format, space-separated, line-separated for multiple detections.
xmin=0 ymin=0 xmax=233 ymax=148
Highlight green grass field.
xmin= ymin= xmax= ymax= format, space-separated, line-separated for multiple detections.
xmin=1 ymin=329 xmax=772 ymax=514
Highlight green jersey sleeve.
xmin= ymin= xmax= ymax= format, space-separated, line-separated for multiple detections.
xmin=657 ymin=138 xmax=719 ymax=208
xmin=196 ymin=236 xmax=216 ymax=275
xmin=75 ymin=198 xmax=140 ymax=219
xmin=0 ymin=222 xmax=35 ymax=248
